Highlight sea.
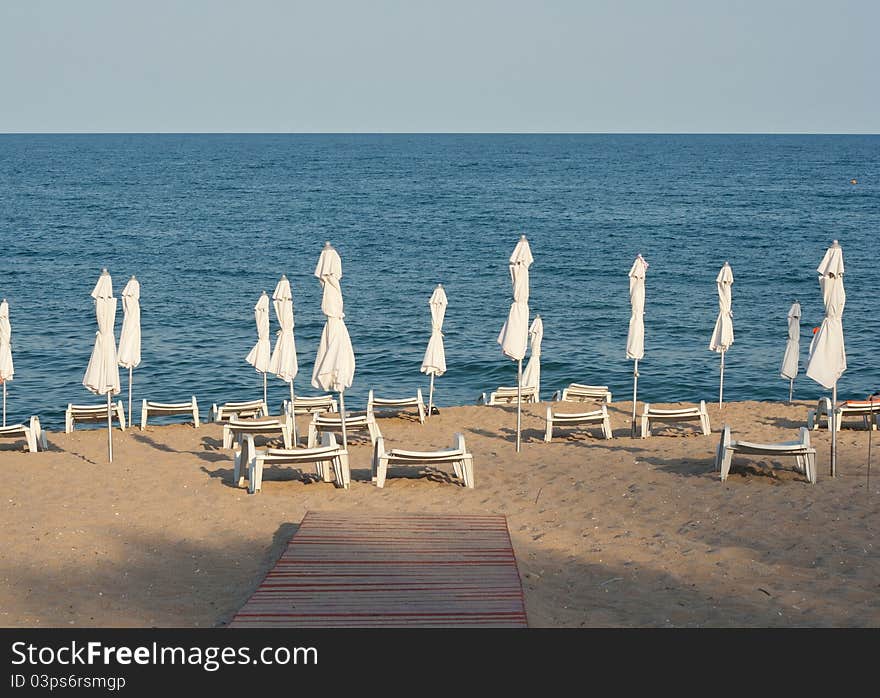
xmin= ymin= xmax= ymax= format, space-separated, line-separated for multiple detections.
xmin=0 ymin=134 xmax=877 ymax=430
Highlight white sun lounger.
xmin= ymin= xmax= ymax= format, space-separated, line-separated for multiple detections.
xmin=65 ymin=401 xmax=127 ymax=433
xmin=209 ymin=399 xmax=268 ymax=422
xmin=234 ymin=432 xmax=350 ymax=494
xmin=280 ymin=394 xmax=338 ymax=416
xmin=715 ymin=425 xmax=816 ymax=484
xmin=307 ymin=409 xmax=381 ymax=446
xmin=222 ymin=414 xmax=294 ymax=450
xmin=371 ymin=433 xmax=474 ymax=489
xmin=551 ymin=383 xmax=613 ymax=404
xmin=641 ymin=401 xmax=711 ymax=438
xmin=0 ymin=416 xmax=48 ymax=453
xmin=545 ymin=403 xmax=613 ymax=442
xmin=807 ymin=397 xmax=880 ymax=432
xmin=140 ymin=396 xmax=200 ymax=429
xmin=478 ymin=385 xmax=539 ymax=405
xmin=367 ymin=389 xmax=426 ymax=424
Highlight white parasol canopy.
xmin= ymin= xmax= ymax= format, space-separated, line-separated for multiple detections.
xmin=806 ymin=240 xmax=846 ymax=476
xmin=627 ymin=254 xmax=648 ymax=435
xmin=0 ymin=299 xmax=13 ymax=427
xmin=780 ymin=300 xmax=801 ymax=402
xmin=421 ymin=284 xmax=448 ymax=416
xmin=246 ymin=291 xmax=271 ymax=406
xmin=709 ymin=262 xmax=734 ymax=406
xmin=82 ymin=269 xmax=121 ymax=462
xmin=270 ymin=274 xmax=299 ymax=442
xmin=522 ymin=315 xmax=543 ymax=397
xmin=117 ymin=276 xmax=141 ymax=428
xmin=312 ymin=242 xmax=355 ymax=448
xmin=497 ymin=234 xmax=533 ymax=452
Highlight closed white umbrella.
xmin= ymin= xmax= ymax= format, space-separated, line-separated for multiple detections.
xmin=709 ymin=262 xmax=734 ymax=407
xmin=780 ymin=300 xmax=801 ymax=403
xmin=420 ymin=284 xmax=448 ymax=417
xmin=270 ymin=274 xmax=299 ymax=444
xmin=0 ymin=299 xmax=13 ymax=427
xmin=626 ymin=254 xmax=648 ymax=436
xmin=522 ymin=315 xmax=543 ymax=398
xmin=312 ymin=242 xmax=355 ymax=449
xmin=806 ymin=240 xmax=846 ymax=476
xmin=497 ymin=234 xmax=533 ymax=453
xmin=245 ymin=291 xmax=271 ymax=407
xmin=82 ymin=269 xmax=121 ymax=462
xmin=117 ymin=276 xmax=141 ymax=429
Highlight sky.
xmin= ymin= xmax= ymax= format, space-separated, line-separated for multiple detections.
xmin=0 ymin=0 xmax=877 ymax=133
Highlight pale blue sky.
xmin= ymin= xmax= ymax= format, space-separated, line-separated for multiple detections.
xmin=0 ymin=0 xmax=876 ymax=133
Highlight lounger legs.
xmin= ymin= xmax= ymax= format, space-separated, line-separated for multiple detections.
xmin=375 ymin=456 xmax=389 ymax=488
xmin=461 ymin=455 xmax=475 ymax=488
xmin=544 ymin=406 xmax=553 ymax=442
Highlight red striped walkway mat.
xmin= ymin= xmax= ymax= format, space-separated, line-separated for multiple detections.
xmin=229 ymin=512 xmax=528 ymax=627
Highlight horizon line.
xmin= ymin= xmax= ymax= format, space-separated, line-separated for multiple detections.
xmin=1 ymin=131 xmax=878 ymax=136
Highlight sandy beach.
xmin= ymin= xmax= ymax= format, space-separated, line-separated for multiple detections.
xmin=1 ymin=398 xmax=878 ymax=628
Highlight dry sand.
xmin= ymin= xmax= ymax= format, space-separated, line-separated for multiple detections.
xmin=1 ymin=399 xmax=878 ymax=628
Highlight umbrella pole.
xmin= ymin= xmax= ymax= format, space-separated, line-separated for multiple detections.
xmin=289 ymin=381 xmax=297 ymax=447
xmin=831 ymin=384 xmax=837 ymax=477
xmin=107 ymin=392 xmax=113 ymax=463
xmin=128 ymin=366 xmax=133 ymax=430
xmin=263 ymin=372 xmax=267 ymax=410
xmin=2 ymin=381 xmax=6 ymax=427
xmin=789 ymin=378 xmax=794 ymax=404
xmin=631 ymin=359 xmax=639 ymax=438
xmin=428 ymin=373 xmax=435 ymax=418
xmin=516 ymin=359 xmax=522 ymax=453
xmin=719 ymin=350 xmax=725 ymax=408
xmin=339 ymin=391 xmax=348 ymax=451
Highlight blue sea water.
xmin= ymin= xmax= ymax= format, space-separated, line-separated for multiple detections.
xmin=0 ymin=134 xmax=877 ymax=430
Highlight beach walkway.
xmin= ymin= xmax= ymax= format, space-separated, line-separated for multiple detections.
xmin=229 ymin=512 xmax=528 ymax=627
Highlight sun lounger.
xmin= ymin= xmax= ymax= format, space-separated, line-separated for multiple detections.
xmin=367 ymin=389 xmax=426 ymax=424
xmin=307 ymin=409 xmax=381 ymax=446
xmin=140 ymin=396 xmax=200 ymax=429
xmin=65 ymin=401 xmax=126 ymax=433
xmin=234 ymin=432 xmax=350 ymax=493
xmin=478 ymin=385 xmax=539 ymax=405
xmin=641 ymin=401 xmax=711 ymax=438
xmin=280 ymin=394 xmax=338 ymax=416
xmin=371 ymin=433 xmax=474 ymax=489
xmin=715 ymin=424 xmax=816 ymax=484
xmin=0 ymin=416 xmax=47 ymax=452
xmin=209 ymin=399 xmax=268 ymax=422
xmin=223 ymin=414 xmax=294 ymax=450
xmin=551 ymin=383 xmax=613 ymax=404
xmin=807 ymin=397 xmax=880 ymax=432
xmin=545 ymin=403 xmax=613 ymax=441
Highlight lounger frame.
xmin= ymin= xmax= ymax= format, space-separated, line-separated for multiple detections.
xmin=223 ymin=415 xmax=294 ymax=450
xmin=552 ymin=383 xmax=613 ymax=404
xmin=280 ymin=394 xmax=338 ymax=416
xmin=308 ymin=408 xmax=381 ymax=446
xmin=371 ymin=433 xmax=474 ymax=489
xmin=807 ymin=397 xmax=880 ymax=432
xmin=209 ymin=399 xmax=268 ymax=422
xmin=0 ymin=416 xmax=47 ymax=453
xmin=65 ymin=401 xmax=126 ymax=433
xmin=235 ymin=432 xmax=350 ymax=493
xmin=367 ymin=388 xmax=426 ymax=424
xmin=140 ymin=396 xmax=200 ymax=429
xmin=478 ymin=385 xmax=539 ymax=405
xmin=715 ymin=424 xmax=816 ymax=484
xmin=545 ymin=403 xmax=613 ymax=441
xmin=641 ymin=400 xmax=711 ymax=438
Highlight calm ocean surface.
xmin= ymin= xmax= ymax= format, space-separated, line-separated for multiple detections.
xmin=0 ymin=134 xmax=877 ymax=430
